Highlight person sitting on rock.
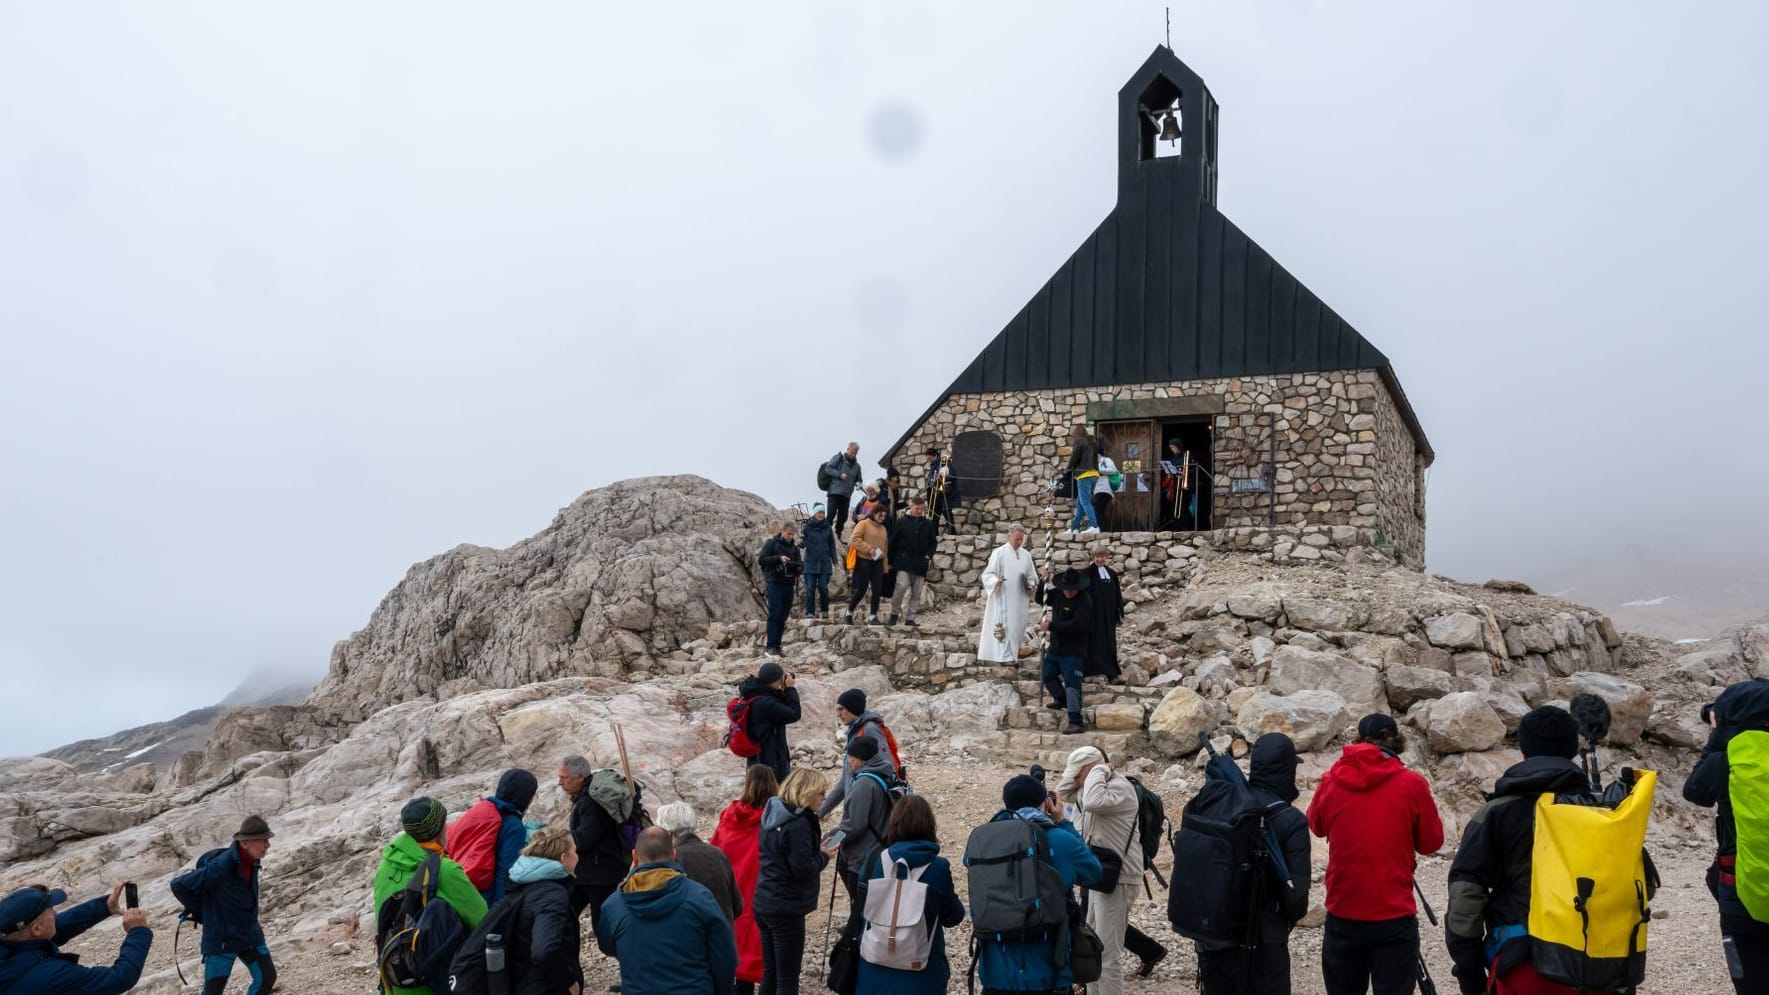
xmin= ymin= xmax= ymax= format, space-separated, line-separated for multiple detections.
xmin=1037 ymin=567 xmax=1093 ymax=735
xmin=738 ymin=662 xmax=800 ymax=783
xmin=446 ymin=769 xmax=539 ymax=905
xmin=656 ymin=803 xmax=743 ymax=924
xmin=0 ymin=883 xmax=152 ymax=995
xmin=1307 ymin=714 xmax=1443 ymax=995
xmin=171 ymin=816 xmax=277 ymax=995
xmin=819 ymin=689 xmax=901 ymax=820
xmin=372 ymin=797 xmax=488 ymax=995
xmin=598 ymin=827 xmax=738 ymax=995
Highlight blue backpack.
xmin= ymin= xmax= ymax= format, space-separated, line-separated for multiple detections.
xmin=375 ymin=854 xmax=469 ymax=992
xmin=169 ymin=848 xmax=227 ymax=924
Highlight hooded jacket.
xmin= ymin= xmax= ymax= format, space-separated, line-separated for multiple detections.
xmin=818 ymin=713 xmax=895 ymax=818
xmin=824 ymin=452 xmax=862 ymax=497
xmin=834 ymin=750 xmax=901 ymax=875
xmin=0 ymin=895 xmax=151 ymax=995
xmin=709 ymin=799 xmax=767 ymax=983
xmin=1683 ymin=698 xmax=1769 ymax=921
xmin=801 ymin=516 xmax=839 ymax=576
xmin=853 ymin=840 xmax=966 ymax=995
xmin=1243 ymin=734 xmax=1314 ymax=944
xmin=753 ymin=798 xmax=828 ymax=917
xmin=371 ymin=834 xmax=489 ymax=995
xmin=596 ymin=861 xmax=737 ymax=995
xmin=887 ymin=514 xmax=937 ymax=576
xmin=1445 ymin=755 xmax=1592 ymax=993
xmin=503 ymin=856 xmax=582 ymax=995
xmin=1308 ymin=743 xmax=1444 ymax=921
xmin=738 ymin=678 xmax=800 ymax=782
xmin=448 ymin=770 xmax=537 ymax=904
xmin=971 ymin=809 xmax=1101 ymax=993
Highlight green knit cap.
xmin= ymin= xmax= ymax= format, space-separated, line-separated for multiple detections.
xmin=401 ymin=796 xmax=447 ymax=843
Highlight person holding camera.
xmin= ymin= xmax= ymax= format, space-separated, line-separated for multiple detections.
xmin=0 ymin=882 xmax=151 ymax=994
xmin=738 ymin=662 xmax=801 ymax=783
xmin=1056 ymin=746 xmax=1148 ymax=995
xmin=758 ymin=522 xmax=803 ymax=658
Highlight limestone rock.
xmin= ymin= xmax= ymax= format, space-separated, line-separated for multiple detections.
xmin=1092 ymin=703 xmax=1145 ymax=732
xmin=1191 ymin=656 xmax=1240 ymax=698
xmin=1282 ymin=596 xmax=1366 ymax=632
xmin=1422 ymin=692 xmax=1505 ymax=754
xmin=1148 ymin=687 xmax=1221 ymax=757
xmin=1235 ymin=690 xmax=1349 ymax=753
xmin=1226 ymin=591 xmax=1282 ymax=623
xmin=1565 ymin=672 xmax=1652 ymax=746
xmin=1385 ymin=664 xmax=1454 ymax=712
xmin=1267 ymin=645 xmax=1386 ymax=718
xmin=1424 ymin=613 xmax=1484 ymax=651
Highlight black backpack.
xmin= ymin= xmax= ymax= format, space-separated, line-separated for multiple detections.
xmin=853 ymin=772 xmax=913 ymax=843
xmin=817 ymin=459 xmax=836 ymax=492
xmin=169 ymin=847 xmax=227 ymax=925
xmin=1166 ymin=777 xmax=1285 ymax=946
xmin=1124 ymin=776 xmax=1170 ymax=889
xmin=963 ymin=817 xmax=1069 ymax=940
xmin=376 ymin=855 xmax=469 ymax=993
xmin=445 ymin=888 xmax=532 ymax=995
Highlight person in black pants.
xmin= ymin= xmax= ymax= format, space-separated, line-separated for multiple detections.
xmin=560 ymin=755 xmax=630 ymax=931
xmin=753 ymin=769 xmax=830 ymax=995
xmin=823 ymin=443 xmax=862 ymax=541
xmin=923 ymin=447 xmax=960 ymax=535
xmin=844 ymin=506 xmax=889 ymax=625
xmin=738 ymin=662 xmax=801 ymax=784
xmin=1125 ymin=925 xmax=1168 ymax=977
xmin=758 ymin=522 xmax=802 ymax=657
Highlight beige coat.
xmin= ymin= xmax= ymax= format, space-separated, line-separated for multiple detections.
xmin=850 ymin=518 xmax=890 ymax=572
xmin=1068 ymin=764 xmax=1144 ymax=885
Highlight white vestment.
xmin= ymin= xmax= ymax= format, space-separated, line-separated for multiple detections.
xmin=977 ymin=543 xmax=1038 ymax=662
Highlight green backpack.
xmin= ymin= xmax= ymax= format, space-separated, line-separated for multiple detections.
xmin=1729 ymin=730 xmax=1769 ymax=921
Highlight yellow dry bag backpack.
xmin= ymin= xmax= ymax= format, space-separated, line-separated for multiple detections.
xmin=1525 ymin=766 xmax=1657 ymax=991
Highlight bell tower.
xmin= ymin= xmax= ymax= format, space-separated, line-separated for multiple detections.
xmin=1117 ymin=46 xmax=1219 ymax=207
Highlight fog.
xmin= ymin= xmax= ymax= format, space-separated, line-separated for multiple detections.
xmin=3 ymin=3 xmax=1765 ymax=755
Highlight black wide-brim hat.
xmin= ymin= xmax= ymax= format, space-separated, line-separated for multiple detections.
xmin=1052 ymin=568 xmax=1085 ymax=592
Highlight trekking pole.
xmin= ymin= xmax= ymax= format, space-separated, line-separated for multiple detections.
xmin=819 ymin=863 xmax=839 ymax=967
xmin=1413 ymin=880 xmax=1440 ymax=995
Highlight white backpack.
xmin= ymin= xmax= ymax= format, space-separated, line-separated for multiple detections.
xmin=859 ymin=848 xmax=933 ymax=971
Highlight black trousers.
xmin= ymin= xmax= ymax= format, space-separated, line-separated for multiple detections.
xmin=1722 ymin=913 xmax=1769 ymax=994
xmin=572 ymin=880 xmax=619 ymax=936
xmin=847 ymin=559 xmax=883 ymax=615
xmin=1322 ymin=914 xmax=1418 ymax=995
xmin=827 ymin=493 xmax=850 ymax=539
xmin=755 ymin=910 xmax=808 ymax=995
xmin=1197 ymin=940 xmax=1291 ymax=995
xmin=1125 ymin=923 xmax=1167 ymax=963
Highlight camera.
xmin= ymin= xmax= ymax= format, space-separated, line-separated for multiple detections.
xmin=780 ymin=559 xmax=803 ymax=578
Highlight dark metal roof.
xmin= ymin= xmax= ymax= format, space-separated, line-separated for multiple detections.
xmin=887 ymin=46 xmax=1432 ymax=466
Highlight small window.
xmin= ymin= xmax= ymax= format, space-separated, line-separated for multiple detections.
xmin=950 ymin=430 xmax=1004 ymax=499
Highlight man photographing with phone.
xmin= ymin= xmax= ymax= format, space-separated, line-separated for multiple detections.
xmin=0 ymin=880 xmax=152 ymax=993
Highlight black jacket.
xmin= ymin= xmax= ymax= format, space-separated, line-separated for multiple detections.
xmin=801 ymin=516 xmax=839 ymax=576
xmin=1445 ymin=756 xmax=1591 ymax=993
xmin=758 ymin=534 xmax=802 ymax=587
xmin=569 ymin=788 xmax=630 ymax=888
xmin=1246 ymin=735 xmax=1313 ymax=945
xmin=507 ymin=877 xmax=583 ymax=995
xmin=888 ymin=515 xmax=937 ymax=576
xmin=739 ymin=678 xmax=801 ymax=781
xmin=1037 ymin=582 xmax=1092 ymax=659
xmin=753 ymin=799 xmax=828 ymax=917
xmin=1081 ymin=566 xmax=1123 ymax=680
xmin=1687 ymin=729 xmax=1749 ymax=919
xmin=1065 ymin=434 xmax=1098 ymax=475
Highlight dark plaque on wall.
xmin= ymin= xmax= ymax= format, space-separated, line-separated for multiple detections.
xmin=949 ymin=430 xmax=1003 ymax=498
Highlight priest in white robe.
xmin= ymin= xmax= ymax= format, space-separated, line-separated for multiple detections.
xmin=977 ymin=525 xmax=1039 ymax=662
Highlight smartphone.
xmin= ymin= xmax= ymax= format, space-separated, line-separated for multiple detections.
xmin=124 ymin=883 xmax=139 ymax=909
xmin=821 ymin=829 xmax=847 ymax=849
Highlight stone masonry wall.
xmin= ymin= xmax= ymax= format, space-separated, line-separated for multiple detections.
xmin=892 ymin=369 xmax=1426 ymax=566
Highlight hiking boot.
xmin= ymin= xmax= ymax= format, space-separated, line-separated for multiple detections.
xmin=867 ymin=615 xmax=882 ymax=626
xmin=1061 ymin=721 xmax=1086 ymax=735
xmin=1136 ymin=948 xmax=1167 ymax=978
xmin=887 ymin=612 xmax=898 ymax=626
xmin=842 ymin=610 xmax=854 ymax=624
xmin=905 ymin=618 xmax=919 ymax=627
xmin=764 ymin=647 xmax=783 ymax=658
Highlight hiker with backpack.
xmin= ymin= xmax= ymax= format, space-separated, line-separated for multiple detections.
xmin=734 ymin=662 xmax=801 ymax=783
xmin=493 ymin=827 xmax=585 ymax=995
xmin=166 ymin=816 xmax=277 ymax=995
xmin=1171 ymin=733 xmax=1311 ymax=995
xmin=1055 ymin=746 xmax=1162 ymax=995
xmin=967 ymin=773 xmax=1103 ymax=995
xmin=851 ymin=795 xmax=965 ymax=995
xmin=447 ymin=769 xmax=540 ymax=905
xmin=1308 ymin=714 xmax=1445 ymax=995
xmin=1445 ymin=705 xmax=1657 ymax=995
xmin=372 ymin=796 xmax=488 ymax=995
xmin=759 ymin=522 xmax=803 ymax=658
xmin=597 ymin=827 xmax=738 ymax=995
xmin=559 ymin=755 xmax=634 ymax=929
xmin=818 ymin=690 xmax=902 ymax=820
xmin=1037 ymin=566 xmax=1093 ymax=735
xmin=753 ymin=769 xmax=831 ymax=995
xmin=710 ymin=766 xmax=781 ymax=995
xmin=800 ymin=505 xmax=838 ymax=621
xmin=820 ymin=443 xmax=863 ymax=542
xmin=1685 ymin=680 xmax=1769 ymax=994
xmin=0 ymin=882 xmax=152 ymax=995
xmin=657 ymin=803 xmax=744 ymax=923
xmin=825 ymin=738 xmax=903 ymax=898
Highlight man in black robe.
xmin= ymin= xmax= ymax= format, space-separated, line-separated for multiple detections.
xmin=1081 ymin=547 xmax=1124 ymax=682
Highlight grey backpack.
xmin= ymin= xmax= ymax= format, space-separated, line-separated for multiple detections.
xmin=963 ymin=817 xmax=1068 ymax=939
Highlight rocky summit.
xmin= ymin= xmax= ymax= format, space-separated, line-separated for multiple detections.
xmin=4 ymin=476 xmax=1765 ymax=994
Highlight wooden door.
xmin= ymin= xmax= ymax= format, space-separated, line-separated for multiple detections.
xmin=1095 ymin=420 xmax=1157 ymax=531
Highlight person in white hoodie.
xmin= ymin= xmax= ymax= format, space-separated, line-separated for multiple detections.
xmin=1057 ymin=746 xmax=1144 ymax=995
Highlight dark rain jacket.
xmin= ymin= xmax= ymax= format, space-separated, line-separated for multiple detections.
xmin=0 ymin=896 xmax=151 ymax=995
xmin=800 ymin=516 xmax=839 ymax=576
xmin=189 ymin=843 xmax=267 ymax=955
xmin=1683 ymin=679 xmax=1769 ymax=920
xmin=1037 ymin=582 xmax=1092 ymax=659
xmin=753 ymin=799 xmax=828 ymax=918
xmin=674 ymin=832 xmax=743 ymax=923
xmin=1242 ymin=735 xmax=1313 ymax=946
xmin=597 ymin=862 xmax=737 ymax=995
xmin=570 ymin=785 xmax=630 ymax=889
xmin=758 ymin=533 xmax=802 ymax=587
xmin=888 ymin=514 xmax=937 ymax=576
xmin=853 ymin=840 xmax=966 ymax=995
xmin=503 ymin=862 xmax=582 ymax=995
xmin=738 ymin=678 xmax=800 ymax=782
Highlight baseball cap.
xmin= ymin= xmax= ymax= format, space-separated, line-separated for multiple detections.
xmin=0 ymin=886 xmax=66 ymax=935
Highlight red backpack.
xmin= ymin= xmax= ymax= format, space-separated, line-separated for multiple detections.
xmin=725 ymin=697 xmax=762 ymax=758
xmin=859 ymin=717 xmax=904 ymax=778
xmin=444 ymin=800 xmax=502 ymax=891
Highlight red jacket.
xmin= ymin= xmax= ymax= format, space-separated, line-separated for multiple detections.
xmin=710 ymin=799 xmax=766 ymax=984
xmin=1307 ymin=742 xmax=1445 ymax=921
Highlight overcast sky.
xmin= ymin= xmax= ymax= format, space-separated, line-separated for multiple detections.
xmin=4 ymin=3 xmax=1766 ymax=756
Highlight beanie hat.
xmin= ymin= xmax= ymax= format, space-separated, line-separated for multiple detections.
xmin=1356 ymin=713 xmax=1400 ymax=743
xmin=234 ymin=815 xmax=274 ymax=841
xmin=847 ymin=737 xmax=880 ymax=761
xmin=757 ymin=662 xmax=785 ymax=685
xmin=1002 ymin=774 xmax=1047 ymax=812
xmin=837 ymin=689 xmax=867 ymax=716
xmin=813 ymin=503 xmax=826 ymax=514
xmin=1518 ymin=706 xmax=1579 ymax=759
xmin=495 ymin=769 xmax=540 ymax=814
xmin=401 ymin=796 xmax=448 ymax=843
